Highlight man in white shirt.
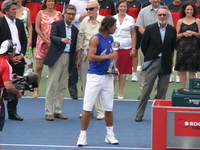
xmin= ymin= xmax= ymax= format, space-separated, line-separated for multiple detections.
xmin=69 ymin=0 xmax=89 ymax=29
xmin=0 ymin=0 xmax=27 ymax=121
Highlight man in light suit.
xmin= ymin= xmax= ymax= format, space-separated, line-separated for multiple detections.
xmin=43 ymin=4 xmax=78 ymax=121
xmin=76 ymin=0 xmax=105 ymax=120
xmin=135 ymin=6 xmax=176 ymax=122
xmin=0 ymin=0 xmax=27 ymax=121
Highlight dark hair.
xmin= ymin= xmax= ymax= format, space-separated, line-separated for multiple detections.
xmin=180 ymin=1 xmax=197 ymax=18
xmin=1 ymin=0 xmax=17 ymax=13
xmin=64 ymin=4 xmax=77 ymax=13
xmin=115 ymin=0 xmax=130 ymax=13
xmin=40 ymin=0 xmax=58 ymax=10
xmin=99 ymin=15 xmax=116 ymax=33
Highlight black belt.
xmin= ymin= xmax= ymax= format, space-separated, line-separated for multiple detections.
xmin=156 ymin=56 xmax=162 ymax=59
xmin=63 ymin=51 xmax=70 ymax=53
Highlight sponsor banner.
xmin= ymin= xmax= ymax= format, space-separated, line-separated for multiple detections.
xmin=175 ymin=113 xmax=200 ymax=137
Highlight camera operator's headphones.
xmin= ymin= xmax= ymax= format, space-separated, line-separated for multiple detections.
xmin=0 ymin=40 xmax=16 ymax=55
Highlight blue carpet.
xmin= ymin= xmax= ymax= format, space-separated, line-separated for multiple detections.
xmin=0 ymin=98 xmax=152 ymax=150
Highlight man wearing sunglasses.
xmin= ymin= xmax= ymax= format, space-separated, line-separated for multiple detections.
xmin=136 ymin=0 xmax=173 ymax=101
xmin=135 ymin=6 xmax=176 ymax=122
xmin=76 ymin=0 xmax=105 ymax=120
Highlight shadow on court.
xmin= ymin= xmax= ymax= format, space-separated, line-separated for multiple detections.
xmin=0 ymin=98 xmax=152 ymax=150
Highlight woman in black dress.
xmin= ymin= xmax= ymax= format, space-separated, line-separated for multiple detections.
xmin=175 ymin=1 xmax=200 ymax=89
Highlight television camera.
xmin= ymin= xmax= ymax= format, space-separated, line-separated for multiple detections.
xmin=2 ymin=73 xmax=39 ymax=101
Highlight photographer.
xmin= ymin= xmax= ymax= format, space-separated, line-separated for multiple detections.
xmin=0 ymin=40 xmax=23 ymax=131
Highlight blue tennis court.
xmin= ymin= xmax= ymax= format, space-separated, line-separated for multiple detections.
xmin=0 ymin=98 xmax=153 ymax=150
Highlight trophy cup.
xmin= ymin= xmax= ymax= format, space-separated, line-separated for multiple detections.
xmin=107 ymin=41 xmax=120 ymax=74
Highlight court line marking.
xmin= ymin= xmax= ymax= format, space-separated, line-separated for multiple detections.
xmin=0 ymin=144 xmax=151 ymax=149
xmin=22 ymin=97 xmax=154 ymax=102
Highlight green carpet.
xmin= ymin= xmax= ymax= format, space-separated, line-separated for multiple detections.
xmin=23 ymin=64 xmax=183 ymax=100
xmin=23 ymin=50 xmax=194 ymax=100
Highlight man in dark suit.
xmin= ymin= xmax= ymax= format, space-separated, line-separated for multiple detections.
xmin=43 ymin=4 xmax=78 ymax=121
xmin=0 ymin=0 xmax=27 ymax=121
xmin=135 ymin=6 xmax=176 ymax=122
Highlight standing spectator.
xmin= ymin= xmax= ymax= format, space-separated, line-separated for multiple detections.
xmin=24 ymin=0 xmax=42 ymax=76
xmin=142 ymin=0 xmax=165 ymax=8
xmin=0 ymin=0 xmax=4 ymax=12
xmin=112 ymin=0 xmax=137 ymax=100
xmin=98 ymin=0 xmax=116 ymax=16
xmin=43 ymin=4 xmax=78 ymax=121
xmin=168 ymin=0 xmax=182 ymax=27
xmin=127 ymin=0 xmax=142 ymax=82
xmin=0 ymin=10 xmax=3 ymax=18
xmin=195 ymin=0 xmax=200 ymax=18
xmin=167 ymin=0 xmax=182 ymax=83
xmin=0 ymin=0 xmax=27 ymax=121
xmin=15 ymin=0 xmax=33 ymax=79
xmin=135 ymin=6 xmax=176 ymax=122
xmin=174 ymin=1 xmax=200 ymax=89
xmin=33 ymin=0 xmax=63 ymax=98
xmin=76 ymin=15 xmax=118 ymax=147
xmin=76 ymin=0 xmax=105 ymax=119
xmin=136 ymin=0 xmax=173 ymax=98
xmin=68 ymin=0 xmax=88 ymax=99
xmin=69 ymin=0 xmax=88 ymax=29
xmin=54 ymin=0 xmax=69 ymax=12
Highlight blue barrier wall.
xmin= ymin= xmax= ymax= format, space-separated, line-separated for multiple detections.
xmin=113 ymin=0 xmax=191 ymax=6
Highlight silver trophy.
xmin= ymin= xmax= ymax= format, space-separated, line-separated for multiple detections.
xmin=107 ymin=41 xmax=120 ymax=74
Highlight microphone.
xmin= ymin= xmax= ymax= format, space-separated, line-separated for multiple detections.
xmin=12 ymin=73 xmax=39 ymax=84
xmin=26 ymin=73 xmax=39 ymax=83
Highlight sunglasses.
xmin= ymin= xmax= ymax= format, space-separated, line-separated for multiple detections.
xmin=158 ymin=14 xmax=167 ymax=16
xmin=66 ymin=13 xmax=75 ymax=16
xmin=86 ymin=7 xmax=95 ymax=11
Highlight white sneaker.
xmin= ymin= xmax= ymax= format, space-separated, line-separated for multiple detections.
xmin=169 ymin=74 xmax=174 ymax=83
xmin=195 ymin=73 xmax=198 ymax=78
xmin=176 ymin=75 xmax=180 ymax=83
xmin=46 ymin=75 xmax=48 ymax=79
xmin=96 ymin=114 xmax=104 ymax=120
xmin=77 ymin=135 xmax=87 ymax=146
xmin=24 ymin=68 xmax=34 ymax=76
xmin=105 ymin=134 xmax=119 ymax=145
xmin=131 ymin=73 xmax=138 ymax=82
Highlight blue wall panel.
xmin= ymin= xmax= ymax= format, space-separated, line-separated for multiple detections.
xmin=113 ymin=0 xmax=189 ymax=6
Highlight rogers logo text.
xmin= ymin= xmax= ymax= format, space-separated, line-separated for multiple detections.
xmin=177 ymin=119 xmax=200 ymax=130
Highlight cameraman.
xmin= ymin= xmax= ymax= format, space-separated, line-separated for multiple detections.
xmin=0 ymin=0 xmax=27 ymax=121
xmin=0 ymin=40 xmax=23 ymax=131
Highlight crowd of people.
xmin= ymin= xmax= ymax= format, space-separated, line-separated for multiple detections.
xmin=0 ymin=0 xmax=200 ymax=147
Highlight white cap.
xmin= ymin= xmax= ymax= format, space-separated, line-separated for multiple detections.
xmin=0 ymin=40 xmax=10 ymax=54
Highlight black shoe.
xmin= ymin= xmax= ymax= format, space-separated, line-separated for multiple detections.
xmin=9 ymin=114 xmax=24 ymax=121
xmin=135 ymin=116 xmax=142 ymax=122
xmin=137 ymin=96 xmax=150 ymax=100
xmin=71 ymin=95 xmax=78 ymax=99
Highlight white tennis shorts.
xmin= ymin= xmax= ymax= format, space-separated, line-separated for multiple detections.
xmin=83 ymin=74 xmax=114 ymax=111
